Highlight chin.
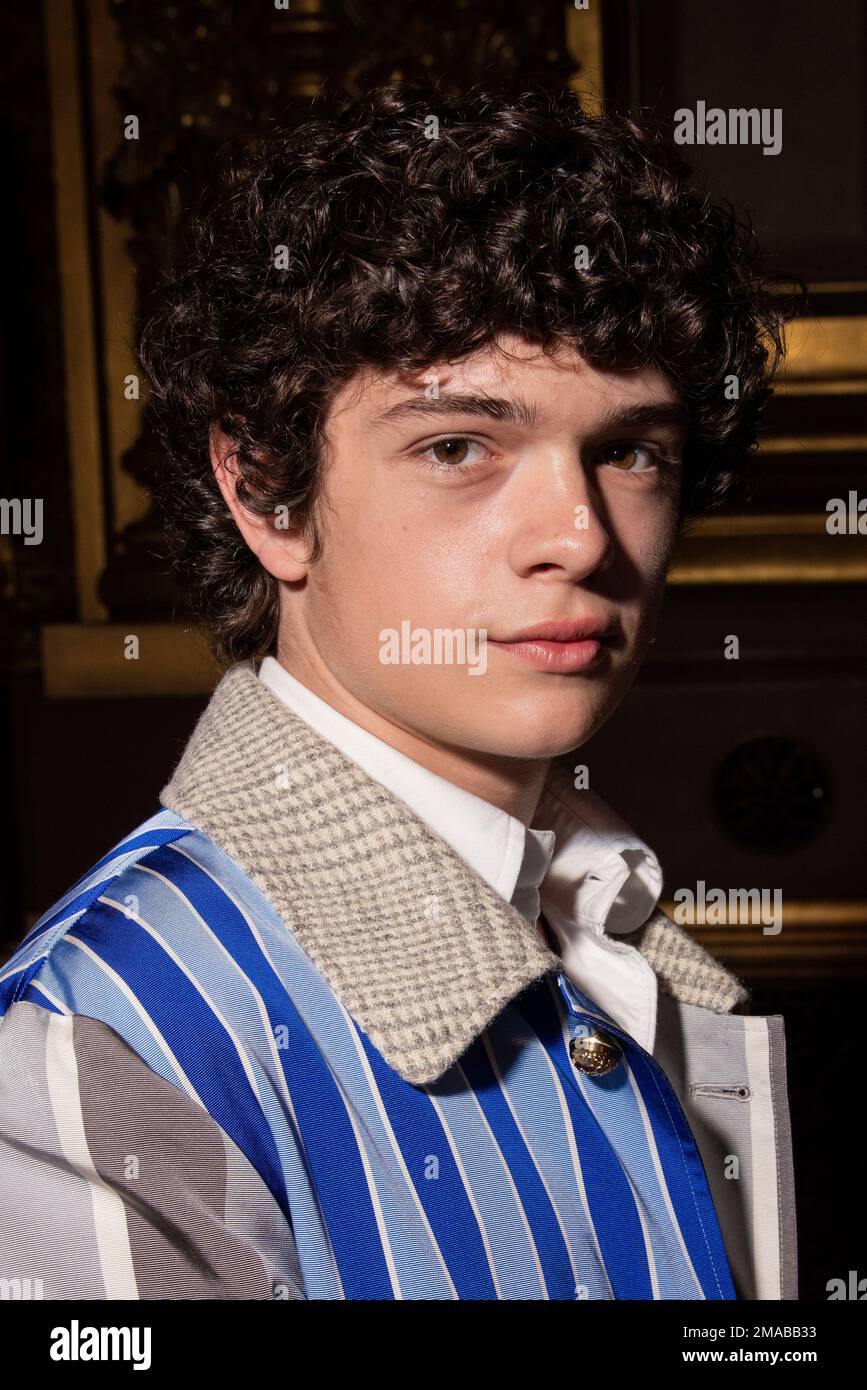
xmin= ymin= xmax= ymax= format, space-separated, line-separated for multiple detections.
xmin=501 ymin=728 xmax=597 ymax=760
xmin=456 ymin=699 xmax=606 ymax=761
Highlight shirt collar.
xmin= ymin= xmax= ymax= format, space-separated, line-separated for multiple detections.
xmin=160 ymin=662 xmax=748 ymax=1086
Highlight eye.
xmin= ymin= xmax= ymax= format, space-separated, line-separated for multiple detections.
xmin=600 ymin=441 xmax=667 ymax=473
xmin=414 ymin=436 xmax=490 ymax=472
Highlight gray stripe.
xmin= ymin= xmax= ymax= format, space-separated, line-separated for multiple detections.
xmin=766 ymin=1015 xmax=798 ymax=1300
xmin=0 ymin=1003 xmax=108 ymax=1298
xmin=221 ymin=1134 xmax=305 ymax=1300
xmin=73 ymin=1014 xmax=303 ymax=1299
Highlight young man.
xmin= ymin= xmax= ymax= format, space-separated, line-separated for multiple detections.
xmin=0 ymin=82 xmax=798 ymax=1300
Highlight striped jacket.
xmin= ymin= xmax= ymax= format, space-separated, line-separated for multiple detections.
xmin=0 ymin=662 xmax=797 ymax=1300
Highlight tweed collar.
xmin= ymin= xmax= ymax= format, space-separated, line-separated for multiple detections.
xmin=160 ymin=661 xmax=748 ymax=1086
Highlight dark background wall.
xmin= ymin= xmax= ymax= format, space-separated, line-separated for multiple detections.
xmin=1 ymin=0 xmax=865 ymax=1300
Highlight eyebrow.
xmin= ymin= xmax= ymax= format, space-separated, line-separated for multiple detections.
xmin=371 ymin=392 xmax=690 ymax=434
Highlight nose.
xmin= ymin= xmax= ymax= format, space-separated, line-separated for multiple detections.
xmin=505 ymin=457 xmax=615 ymax=582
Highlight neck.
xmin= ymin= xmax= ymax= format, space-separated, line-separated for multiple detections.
xmin=271 ymin=646 xmax=550 ymax=825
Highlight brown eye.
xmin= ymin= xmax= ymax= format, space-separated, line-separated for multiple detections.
xmin=602 ymin=443 xmax=656 ymax=472
xmin=416 ymin=437 xmax=489 ymax=473
xmin=431 ymin=438 xmax=471 ymax=466
xmin=605 ymin=445 xmax=639 ymax=470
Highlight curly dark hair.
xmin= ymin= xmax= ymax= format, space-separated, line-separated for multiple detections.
xmin=138 ymin=79 xmax=806 ymax=665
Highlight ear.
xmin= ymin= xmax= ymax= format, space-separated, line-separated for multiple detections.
xmin=209 ymin=425 xmax=312 ymax=582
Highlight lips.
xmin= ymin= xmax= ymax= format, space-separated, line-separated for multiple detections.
xmin=491 ymin=618 xmax=615 ymax=644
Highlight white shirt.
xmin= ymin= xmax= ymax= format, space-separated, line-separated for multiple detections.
xmin=258 ymin=656 xmax=661 ymax=1051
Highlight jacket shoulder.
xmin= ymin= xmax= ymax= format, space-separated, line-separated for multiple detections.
xmin=0 ymin=809 xmax=198 ymax=1015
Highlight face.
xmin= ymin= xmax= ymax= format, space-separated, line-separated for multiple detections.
xmin=221 ymin=334 xmax=687 ymax=771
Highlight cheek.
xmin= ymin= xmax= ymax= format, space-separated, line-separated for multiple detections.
xmin=306 ymin=480 xmax=471 ymax=638
xmin=616 ymin=490 xmax=679 ymax=575
xmin=634 ymin=529 xmax=675 ymax=587
xmin=350 ymin=476 xmax=482 ymax=599
xmin=606 ymin=500 xmax=679 ymax=641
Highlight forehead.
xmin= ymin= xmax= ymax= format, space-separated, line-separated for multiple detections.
xmin=327 ymin=334 xmax=681 ymax=428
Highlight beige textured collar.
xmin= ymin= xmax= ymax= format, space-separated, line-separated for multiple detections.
xmin=160 ymin=662 xmax=748 ymax=1085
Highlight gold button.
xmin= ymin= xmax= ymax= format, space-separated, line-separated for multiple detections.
xmin=569 ymin=1027 xmax=623 ymax=1076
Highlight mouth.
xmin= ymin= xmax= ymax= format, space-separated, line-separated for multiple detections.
xmin=488 ymin=636 xmax=607 ymax=672
xmin=487 ymin=619 xmax=616 ymax=673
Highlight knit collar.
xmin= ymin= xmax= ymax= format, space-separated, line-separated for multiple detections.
xmin=160 ymin=661 xmax=748 ymax=1086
